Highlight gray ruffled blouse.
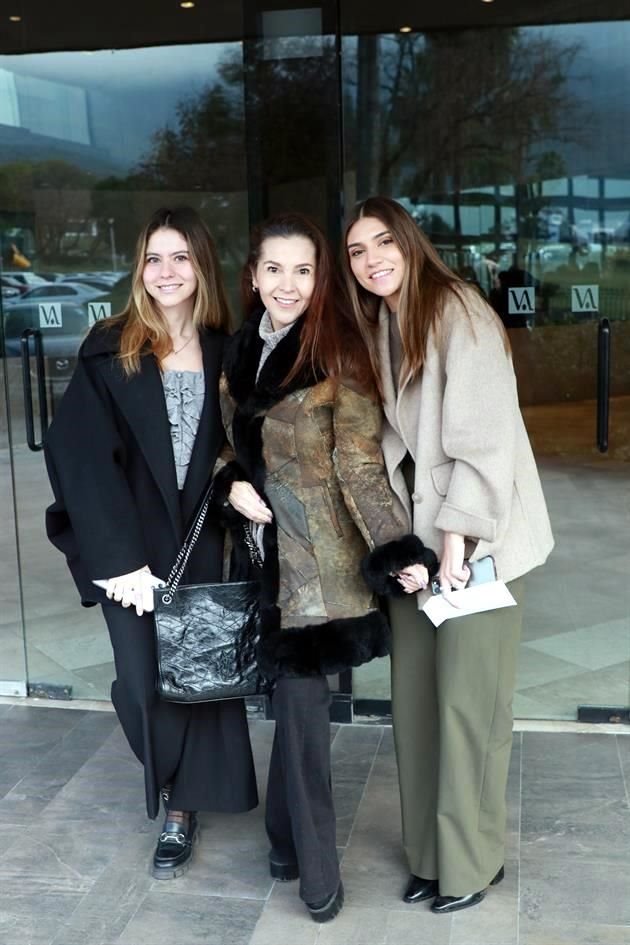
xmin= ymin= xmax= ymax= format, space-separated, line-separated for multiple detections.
xmin=161 ymin=370 xmax=205 ymax=489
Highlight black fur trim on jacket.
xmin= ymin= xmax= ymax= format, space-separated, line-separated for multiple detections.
xmin=361 ymin=534 xmax=439 ymax=597
xmin=210 ymin=460 xmax=249 ymax=527
xmin=256 ymin=610 xmax=391 ymax=679
xmin=223 ymin=308 xmax=322 ymax=419
xmin=222 ymin=311 xmax=323 ymax=607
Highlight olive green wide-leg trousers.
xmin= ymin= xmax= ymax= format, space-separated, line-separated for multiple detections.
xmin=388 ymin=580 xmax=523 ymax=898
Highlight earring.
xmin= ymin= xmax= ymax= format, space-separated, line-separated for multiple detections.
xmin=252 ymin=283 xmax=258 ymax=293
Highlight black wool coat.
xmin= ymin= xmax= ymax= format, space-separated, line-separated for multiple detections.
xmin=45 ymin=322 xmax=226 ymax=605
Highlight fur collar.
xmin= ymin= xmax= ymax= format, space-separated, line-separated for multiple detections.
xmin=223 ymin=308 xmax=322 ymax=415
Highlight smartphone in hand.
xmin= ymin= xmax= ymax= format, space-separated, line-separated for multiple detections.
xmin=431 ymin=555 xmax=496 ymax=595
xmin=466 ymin=556 xmax=497 ymax=587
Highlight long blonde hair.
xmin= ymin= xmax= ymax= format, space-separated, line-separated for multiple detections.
xmin=341 ymin=197 xmax=505 ymax=391
xmin=105 ymin=207 xmax=231 ymax=375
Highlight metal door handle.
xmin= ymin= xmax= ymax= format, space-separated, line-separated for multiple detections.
xmin=20 ymin=328 xmax=49 ymax=452
xmin=597 ymin=318 xmax=610 ymax=453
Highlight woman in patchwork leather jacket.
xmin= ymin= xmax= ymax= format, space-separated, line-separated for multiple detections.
xmin=211 ymin=212 xmax=436 ymax=924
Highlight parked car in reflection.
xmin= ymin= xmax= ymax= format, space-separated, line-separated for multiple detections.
xmin=3 ymin=271 xmax=50 ymax=289
xmin=5 ymin=281 xmax=108 ymax=307
xmin=61 ymin=270 xmax=124 ymax=285
xmin=2 ymin=301 xmax=90 ymax=388
xmin=1 ymin=274 xmax=29 ymax=295
xmin=32 ymin=271 xmax=65 ymax=283
xmin=58 ymin=275 xmax=117 ymax=293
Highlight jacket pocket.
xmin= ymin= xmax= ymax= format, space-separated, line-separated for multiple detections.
xmin=322 ymin=484 xmax=344 ymax=538
xmin=430 ymin=460 xmax=455 ymax=497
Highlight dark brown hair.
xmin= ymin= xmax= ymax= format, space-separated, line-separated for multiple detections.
xmin=243 ymin=212 xmax=377 ymax=392
xmin=108 ymin=206 xmax=231 ymax=375
xmin=341 ymin=196 xmax=506 ymax=390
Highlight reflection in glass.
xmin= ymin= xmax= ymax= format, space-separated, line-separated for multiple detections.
xmin=0 ymin=360 xmax=26 ymax=694
xmin=0 ymin=41 xmax=249 ymax=700
xmin=345 ymin=20 xmax=630 ymax=718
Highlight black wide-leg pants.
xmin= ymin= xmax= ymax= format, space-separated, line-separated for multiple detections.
xmin=265 ymin=675 xmax=339 ymax=904
xmin=102 ymin=604 xmax=258 ymax=820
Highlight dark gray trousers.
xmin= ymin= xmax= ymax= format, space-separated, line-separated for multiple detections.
xmin=265 ymin=676 xmax=339 ymax=903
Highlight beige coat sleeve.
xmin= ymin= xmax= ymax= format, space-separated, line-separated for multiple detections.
xmin=433 ymin=299 xmax=518 ymax=543
xmin=332 ymin=381 xmax=407 ymax=549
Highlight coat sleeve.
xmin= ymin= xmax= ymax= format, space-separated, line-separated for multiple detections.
xmin=332 ymin=381 xmax=408 ymax=550
xmin=209 ymin=442 xmax=249 ymax=527
xmin=44 ymin=353 xmax=148 ymax=582
xmin=208 ymin=375 xmax=249 ymax=526
xmin=433 ymin=296 xmax=518 ymax=543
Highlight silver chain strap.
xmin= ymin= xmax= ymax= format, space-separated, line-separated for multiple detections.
xmin=160 ymin=499 xmax=211 ymax=604
xmin=242 ymin=522 xmax=264 ymax=570
xmin=160 ymin=497 xmax=264 ymax=606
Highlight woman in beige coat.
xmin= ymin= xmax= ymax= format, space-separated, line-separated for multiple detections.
xmin=341 ymin=197 xmax=553 ymax=914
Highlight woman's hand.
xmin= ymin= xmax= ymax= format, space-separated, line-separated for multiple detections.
xmin=437 ymin=532 xmax=470 ymax=606
xmin=396 ymin=563 xmax=430 ymax=594
xmin=228 ymin=481 xmax=273 ymax=524
xmin=105 ymin=566 xmax=165 ymax=616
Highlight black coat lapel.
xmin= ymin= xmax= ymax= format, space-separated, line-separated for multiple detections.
xmin=93 ymin=347 xmax=182 ymax=539
xmin=180 ymin=329 xmax=225 ymax=525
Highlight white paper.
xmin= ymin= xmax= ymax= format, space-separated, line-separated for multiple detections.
xmin=421 ymin=581 xmax=517 ymax=628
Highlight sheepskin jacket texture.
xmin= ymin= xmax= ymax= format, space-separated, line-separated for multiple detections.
xmin=214 ymin=310 xmax=407 ymax=677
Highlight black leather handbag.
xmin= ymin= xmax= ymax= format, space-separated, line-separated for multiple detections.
xmin=153 ymin=484 xmax=267 ymax=703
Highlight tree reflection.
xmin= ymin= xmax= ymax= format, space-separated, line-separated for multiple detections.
xmin=0 ymin=28 xmax=590 ymax=272
xmin=0 ymin=160 xmax=95 ymax=262
xmin=355 ymin=29 xmax=583 ymax=196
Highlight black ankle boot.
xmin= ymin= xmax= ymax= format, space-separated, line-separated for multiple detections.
xmin=269 ymin=851 xmax=299 ymax=881
xmin=152 ymin=813 xmax=199 ymax=880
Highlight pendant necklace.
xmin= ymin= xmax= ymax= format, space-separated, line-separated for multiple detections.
xmin=171 ymin=333 xmax=195 ymax=355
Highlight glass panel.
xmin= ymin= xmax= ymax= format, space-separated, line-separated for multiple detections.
xmin=344 ymin=13 xmax=630 ymax=719
xmin=0 ymin=38 xmax=249 ymax=699
xmin=0 ymin=347 xmax=26 ymax=696
xmin=242 ymin=1 xmax=343 ymax=232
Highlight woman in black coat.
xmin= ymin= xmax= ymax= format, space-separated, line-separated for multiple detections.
xmin=44 ymin=207 xmax=257 ymax=880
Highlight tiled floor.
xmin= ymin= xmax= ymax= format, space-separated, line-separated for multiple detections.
xmin=0 ymin=702 xmax=629 ymax=945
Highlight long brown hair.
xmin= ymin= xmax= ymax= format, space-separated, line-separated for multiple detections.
xmin=341 ymin=196 xmax=503 ymax=390
xmin=105 ymin=207 xmax=231 ymax=375
xmin=243 ymin=212 xmax=376 ymax=392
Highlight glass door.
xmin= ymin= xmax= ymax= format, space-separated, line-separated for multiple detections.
xmin=343 ymin=10 xmax=630 ymax=720
xmin=0 ymin=34 xmax=250 ymax=700
xmin=0 ymin=347 xmax=26 ymax=696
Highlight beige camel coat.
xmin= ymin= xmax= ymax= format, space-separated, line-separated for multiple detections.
xmin=377 ymin=287 xmax=553 ymax=602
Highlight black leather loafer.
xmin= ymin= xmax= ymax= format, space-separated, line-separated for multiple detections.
xmin=431 ymin=865 xmax=504 ymax=914
xmin=403 ymin=874 xmax=439 ymax=903
xmin=269 ymin=853 xmax=299 ymax=881
xmin=306 ymin=881 xmax=344 ymax=923
xmin=152 ymin=813 xmax=199 ymax=880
